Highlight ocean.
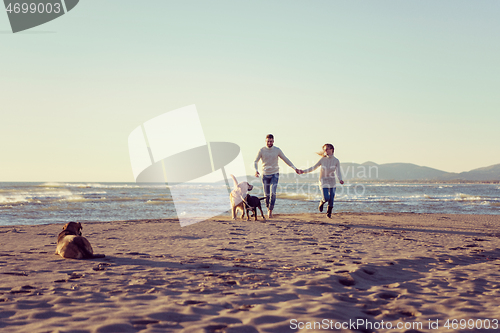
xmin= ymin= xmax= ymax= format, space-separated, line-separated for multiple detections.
xmin=0 ymin=181 xmax=499 ymax=226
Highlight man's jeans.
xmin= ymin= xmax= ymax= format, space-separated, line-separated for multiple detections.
xmin=262 ymin=173 xmax=279 ymax=211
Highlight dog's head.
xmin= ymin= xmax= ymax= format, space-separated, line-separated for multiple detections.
xmin=230 ymin=175 xmax=253 ymax=193
xmin=62 ymin=222 xmax=82 ymax=236
xmin=232 ymin=182 xmax=253 ymax=196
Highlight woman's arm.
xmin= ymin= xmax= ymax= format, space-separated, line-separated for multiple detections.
xmin=335 ymin=159 xmax=344 ymax=184
xmin=302 ymin=158 xmax=322 ymax=174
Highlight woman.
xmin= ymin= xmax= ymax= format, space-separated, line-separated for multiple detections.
xmin=301 ymin=144 xmax=344 ymax=218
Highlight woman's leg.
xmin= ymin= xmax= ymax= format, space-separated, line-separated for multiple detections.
xmin=327 ymin=188 xmax=335 ymax=208
xmin=326 ymin=188 xmax=336 ymax=218
xmin=319 ymin=187 xmax=330 ymax=212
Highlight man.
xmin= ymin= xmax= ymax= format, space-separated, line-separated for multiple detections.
xmin=254 ymin=134 xmax=302 ymax=218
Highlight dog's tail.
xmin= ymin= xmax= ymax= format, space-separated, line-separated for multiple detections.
xmin=259 ymin=197 xmax=266 ymax=201
xmin=83 ymin=249 xmax=106 ymax=259
xmin=230 ymin=174 xmax=238 ymax=188
xmin=73 ymin=237 xmax=105 ymax=259
xmin=83 ymin=251 xmax=105 ymax=259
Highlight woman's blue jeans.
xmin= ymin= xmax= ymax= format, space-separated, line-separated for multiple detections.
xmin=262 ymin=173 xmax=279 ymax=211
xmin=322 ymin=187 xmax=336 ymax=208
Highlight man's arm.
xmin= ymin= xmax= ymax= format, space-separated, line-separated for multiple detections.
xmin=277 ymin=149 xmax=297 ymax=171
xmin=254 ymin=149 xmax=262 ymax=177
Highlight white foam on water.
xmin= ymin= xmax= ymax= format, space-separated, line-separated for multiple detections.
xmin=1 ymin=182 xmax=499 ymax=226
xmin=0 ymin=194 xmax=30 ymax=205
xmin=454 ymin=193 xmax=483 ymax=201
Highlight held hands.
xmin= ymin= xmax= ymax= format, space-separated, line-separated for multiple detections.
xmin=255 ymin=171 xmax=260 ymax=178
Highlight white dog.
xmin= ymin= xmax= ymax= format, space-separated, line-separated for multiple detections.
xmin=230 ymin=174 xmax=253 ymax=220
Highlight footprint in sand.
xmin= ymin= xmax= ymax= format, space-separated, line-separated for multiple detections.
xmin=130 ymin=319 xmax=160 ymax=327
xmin=95 ymin=323 xmax=138 ymax=333
xmin=250 ymin=315 xmax=288 ymax=325
xmin=338 ymin=276 xmax=356 ymax=286
xmin=204 ymin=324 xmax=228 ymax=332
xmin=30 ymin=310 xmax=71 ymax=320
xmin=377 ymin=290 xmax=399 ymax=300
xmin=10 ymin=287 xmax=35 ymax=295
xmin=362 ymin=267 xmax=377 ymax=275
xmin=224 ymin=325 xmax=259 ymax=333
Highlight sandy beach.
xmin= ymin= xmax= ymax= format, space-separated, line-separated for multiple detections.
xmin=1 ymin=212 xmax=500 ymax=333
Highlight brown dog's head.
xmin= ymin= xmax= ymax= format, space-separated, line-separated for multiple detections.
xmin=246 ymin=182 xmax=253 ymax=191
xmin=62 ymin=222 xmax=82 ymax=236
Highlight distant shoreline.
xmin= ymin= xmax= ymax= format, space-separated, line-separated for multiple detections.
xmin=256 ymin=174 xmax=500 ymax=184
xmin=344 ymin=179 xmax=500 ymax=184
xmin=1 ymin=179 xmax=499 ymax=185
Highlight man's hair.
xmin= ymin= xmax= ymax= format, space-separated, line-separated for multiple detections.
xmin=266 ymin=134 xmax=274 ymax=139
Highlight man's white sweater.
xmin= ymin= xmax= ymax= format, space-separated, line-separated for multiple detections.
xmin=254 ymin=146 xmax=296 ymax=176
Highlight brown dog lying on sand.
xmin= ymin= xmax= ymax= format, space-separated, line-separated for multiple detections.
xmin=55 ymin=222 xmax=105 ymax=259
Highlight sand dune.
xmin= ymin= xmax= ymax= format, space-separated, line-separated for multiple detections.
xmin=1 ymin=213 xmax=500 ymax=332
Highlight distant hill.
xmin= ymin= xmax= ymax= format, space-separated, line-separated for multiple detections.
xmin=455 ymin=164 xmax=500 ymax=181
xmin=341 ymin=162 xmax=452 ymax=181
xmin=276 ymin=162 xmax=500 ymax=182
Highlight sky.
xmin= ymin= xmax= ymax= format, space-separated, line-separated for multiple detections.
xmin=1 ymin=0 xmax=499 ymax=182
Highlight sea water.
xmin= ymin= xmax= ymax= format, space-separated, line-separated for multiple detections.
xmin=0 ymin=181 xmax=498 ymax=226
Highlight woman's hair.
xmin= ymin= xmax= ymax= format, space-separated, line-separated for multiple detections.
xmin=317 ymin=143 xmax=334 ymax=156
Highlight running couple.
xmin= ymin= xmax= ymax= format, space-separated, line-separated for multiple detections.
xmin=254 ymin=134 xmax=344 ymax=219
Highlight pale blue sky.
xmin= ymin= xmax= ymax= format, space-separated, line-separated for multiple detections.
xmin=1 ymin=1 xmax=499 ymax=182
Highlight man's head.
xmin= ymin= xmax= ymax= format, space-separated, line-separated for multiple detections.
xmin=266 ymin=134 xmax=274 ymax=148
